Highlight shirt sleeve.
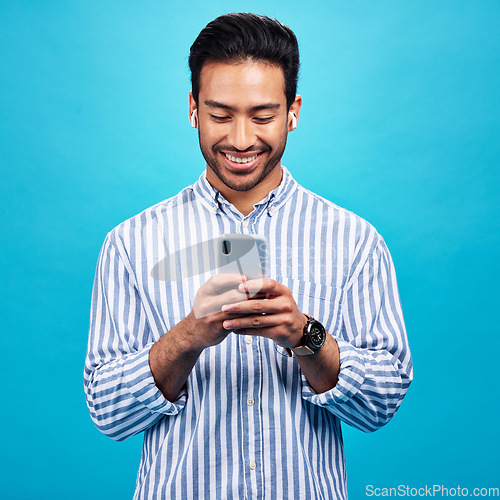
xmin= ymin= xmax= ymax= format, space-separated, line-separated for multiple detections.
xmin=301 ymin=237 xmax=413 ymax=432
xmin=83 ymin=234 xmax=187 ymax=441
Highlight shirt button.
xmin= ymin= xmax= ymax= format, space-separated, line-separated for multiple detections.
xmin=249 ymin=461 xmax=257 ymax=470
xmin=245 ymin=335 xmax=253 ymax=344
xmin=247 ymin=398 xmax=255 ymax=406
xmin=242 ymin=219 xmax=249 ymax=228
xmin=270 ymin=206 xmax=276 ymax=214
xmin=212 ymin=206 xmax=218 ymax=214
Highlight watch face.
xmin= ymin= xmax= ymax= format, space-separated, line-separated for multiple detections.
xmin=309 ymin=322 xmax=325 ymax=347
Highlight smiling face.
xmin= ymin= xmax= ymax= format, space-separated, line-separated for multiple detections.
xmin=190 ymin=60 xmax=301 ymax=210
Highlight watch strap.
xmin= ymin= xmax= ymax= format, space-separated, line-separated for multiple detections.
xmin=284 ymin=344 xmax=315 ymax=357
xmin=285 ymin=314 xmax=315 ymax=357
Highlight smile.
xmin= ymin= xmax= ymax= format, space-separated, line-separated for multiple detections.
xmin=224 ymin=153 xmax=259 ymax=164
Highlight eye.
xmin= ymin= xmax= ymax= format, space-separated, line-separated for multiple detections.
xmin=210 ymin=115 xmax=231 ymax=122
xmin=253 ymin=116 xmax=274 ymax=124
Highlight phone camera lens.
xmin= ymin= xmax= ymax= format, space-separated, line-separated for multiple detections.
xmin=222 ymin=240 xmax=231 ymax=255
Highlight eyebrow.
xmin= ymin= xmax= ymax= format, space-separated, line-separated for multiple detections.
xmin=204 ymin=100 xmax=281 ymax=112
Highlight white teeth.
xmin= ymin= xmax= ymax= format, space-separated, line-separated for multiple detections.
xmin=225 ymin=153 xmax=258 ymax=164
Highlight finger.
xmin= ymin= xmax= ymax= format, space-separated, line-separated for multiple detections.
xmin=233 ymin=326 xmax=295 ymax=346
xmin=221 ymin=296 xmax=291 ymax=316
xmin=194 ymin=289 xmax=248 ymax=319
xmin=223 ymin=313 xmax=284 ymax=331
xmin=205 ymin=273 xmax=247 ymax=294
xmin=238 ymin=278 xmax=282 ymax=297
xmin=215 ymin=288 xmax=250 ymax=306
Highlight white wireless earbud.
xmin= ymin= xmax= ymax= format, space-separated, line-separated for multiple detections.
xmin=290 ymin=112 xmax=297 ymax=130
xmin=190 ymin=109 xmax=197 ymax=128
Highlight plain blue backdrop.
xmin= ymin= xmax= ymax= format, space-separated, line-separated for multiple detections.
xmin=1 ymin=1 xmax=499 ymax=498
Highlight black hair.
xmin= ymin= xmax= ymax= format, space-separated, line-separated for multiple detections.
xmin=189 ymin=13 xmax=299 ymax=110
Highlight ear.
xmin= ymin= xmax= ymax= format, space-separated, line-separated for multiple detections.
xmin=287 ymin=95 xmax=303 ymax=132
xmin=188 ymin=91 xmax=198 ymax=129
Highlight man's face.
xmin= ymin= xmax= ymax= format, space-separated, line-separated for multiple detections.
xmin=191 ymin=60 xmax=300 ymax=193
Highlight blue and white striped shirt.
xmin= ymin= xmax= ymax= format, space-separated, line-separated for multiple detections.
xmin=84 ymin=166 xmax=412 ymax=499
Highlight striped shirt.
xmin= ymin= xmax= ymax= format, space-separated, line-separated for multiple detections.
xmin=84 ymin=166 xmax=412 ymax=499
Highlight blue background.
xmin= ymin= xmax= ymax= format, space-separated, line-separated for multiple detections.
xmin=1 ymin=1 xmax=499 ymax=498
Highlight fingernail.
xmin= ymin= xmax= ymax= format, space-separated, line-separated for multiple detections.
xmin=221 ymin=304 xmax=230 ymax=312
xmin=223 ymin=321 xmax=232 ymax=329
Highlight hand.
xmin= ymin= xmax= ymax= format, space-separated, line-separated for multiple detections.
xmin=182 ymin=273 xmax=251 ymax=351
xmin=220 ymin=278 xmax=308 ymax=349
xmin=150 ymin=273 xmax=252 ymax=401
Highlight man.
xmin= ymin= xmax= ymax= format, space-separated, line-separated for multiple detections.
xmin=84 ymin=13 xmax=412 ymax=499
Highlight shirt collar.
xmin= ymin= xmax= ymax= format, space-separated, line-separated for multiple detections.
xmin=191 ymin=166 xmax=298 ymax=216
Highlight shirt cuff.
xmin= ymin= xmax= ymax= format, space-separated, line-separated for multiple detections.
xmin=301 ymin=338 xmax=366 ymax=407
xmin=122 ymin=342 xmax=187 ymax=415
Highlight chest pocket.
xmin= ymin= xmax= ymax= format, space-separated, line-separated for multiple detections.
xmin=274 ymin=277 xmax=344 ymax=356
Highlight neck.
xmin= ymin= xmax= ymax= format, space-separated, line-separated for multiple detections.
xmin=206 ymin=165 xmax=283 ymax=217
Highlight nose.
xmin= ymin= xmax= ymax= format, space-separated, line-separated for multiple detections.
xmin=227 ymin=117 xmax=256 ymax=151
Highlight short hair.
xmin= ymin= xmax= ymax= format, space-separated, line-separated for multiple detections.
xmin=189 ymin=13 xmax=300 ymax=110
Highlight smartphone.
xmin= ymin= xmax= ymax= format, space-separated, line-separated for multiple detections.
xmin=216 ymin=234 xmax=268 ymax=285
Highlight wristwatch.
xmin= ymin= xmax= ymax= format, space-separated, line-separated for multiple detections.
xmin=284 ymin=314 xmax=327 ymax=357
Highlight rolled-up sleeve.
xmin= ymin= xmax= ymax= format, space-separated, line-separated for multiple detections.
xmin=84 ymin=234 xmax=187 ymax=442
xmin=302 ymin=237 xmax=412 ymax=432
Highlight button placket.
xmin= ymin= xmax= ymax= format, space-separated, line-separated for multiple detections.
xmin=239 ymin=332 xmax=263 ymax=495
